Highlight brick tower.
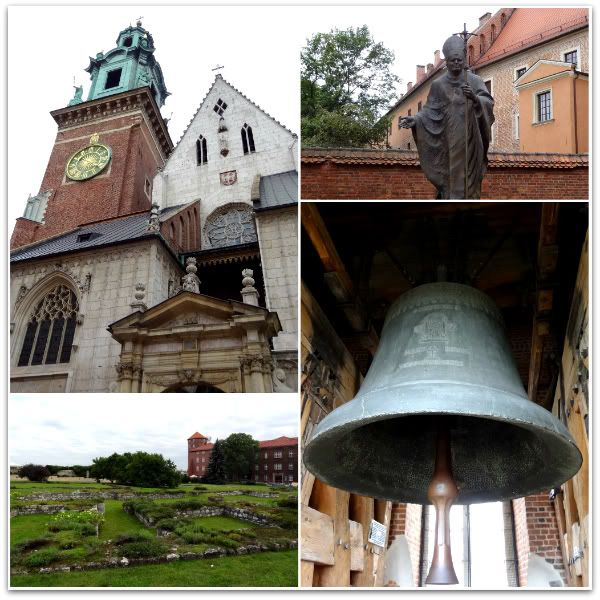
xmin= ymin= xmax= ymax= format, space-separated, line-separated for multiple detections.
xmin=11 ymin=19 xmax=173 ymax=249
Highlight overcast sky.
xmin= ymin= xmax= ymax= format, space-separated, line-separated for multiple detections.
xmin=9 ymin=395 xmax=298 ymax=469
xmin=8 ymin=4 xmax=500 ymax=229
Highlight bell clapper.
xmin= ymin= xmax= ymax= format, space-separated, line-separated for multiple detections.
xmin=425 ymin=428 xmax=459 ymax=585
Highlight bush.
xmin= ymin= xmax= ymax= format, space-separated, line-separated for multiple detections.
xmin=277 ymin=496 xmax=298 ymax=508
xmin=193 ymin=486 xmax=208 ymax=491
xmin=171 ymin=498 xmax=206 ymax=511
xmin=47 ymin=510 xmax=103 ymax=536
xmin=155 ymin=518 xmax=178 ymax=531
xmin=23 ymin=548 xmax=60 ymax=568
xmin=119 ymin=539 xmax=166 ymax=558
xmin=13 ymin=538 xmax=52 ymax=553
xmin=17 ymin=464 xmax=51 ymax=482
xmin=114 ymin=531 xmax=154 ymax=545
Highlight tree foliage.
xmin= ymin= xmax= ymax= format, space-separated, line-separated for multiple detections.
xmin=18 ymin=464 xmax=51 ymax=482
xmin=204 ymin=438 xmax=226 ymax=484
xmin=222 ymin=433 xmax=259 ymax=482
xmin=90 ymin=452 xmax=180 ymax=488
xmin=301 ymin=25 xmax=399 ymax=147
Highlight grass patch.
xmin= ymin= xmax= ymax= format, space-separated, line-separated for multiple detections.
xmin=10 ymin=514 xmax=52 ymax=546
xmin=98 ymin=500 xmax=148 ymax=541
xmin=190 ymin=516 xmax=250 ymax=531
xmin=11 ymin=550 xmax=298 ymax=587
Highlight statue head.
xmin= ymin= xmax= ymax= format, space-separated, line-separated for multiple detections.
xmin=442 ymin=35 xmax=464 ymax=75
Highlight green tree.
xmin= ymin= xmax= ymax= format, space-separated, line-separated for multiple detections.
xmin=204 ymin=438 xmax=226 ymax=484
xmin=90 ymin=452 xmax=180 ymax=488
xmin=301 ymin=25 xmax=399 ymax=147
xmin=222 ymin=433 xmax=259 ymax=482
xmin=17 ymin=464 xmax=51 ymax=482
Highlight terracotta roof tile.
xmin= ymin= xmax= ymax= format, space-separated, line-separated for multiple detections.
xmin=475 ymin=8 xmax=589 ymax=67
xmin=188 ymin=432 xmax=209 ymax=440
xmin=259 ymin=436 xmax=298 ymax=449
xmin=301 ymin=148 xmax=588 ymax=169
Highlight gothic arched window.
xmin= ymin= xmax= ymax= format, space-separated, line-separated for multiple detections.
xmin=196 ymin=136 xmax=208 ymax=165
xmin=241 ymin=124 xmax=256 ymax=155
xmin=17 ymin=284 xmax=79 ymax=366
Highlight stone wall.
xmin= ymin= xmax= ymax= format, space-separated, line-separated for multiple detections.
xmin=255 ymin=206 xmax=298 ymax=356
xmin=10 ymin=239 xmax=181 ymax=393
xmin=301 ymin=150 xmax=588 ymax=200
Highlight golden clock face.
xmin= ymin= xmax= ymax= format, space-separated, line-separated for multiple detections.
xmin=66 ymin=144 xmax=112 ymax=181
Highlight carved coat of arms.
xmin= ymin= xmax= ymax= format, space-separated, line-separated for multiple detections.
xmin=220 ymin=170 xmax=237 ymax=186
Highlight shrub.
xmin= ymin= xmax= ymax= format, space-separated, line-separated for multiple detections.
xmin=120 ymin=539 xmax=166 ymax=558
xmin=23 ymin=548 xmax=60 ymax=568
xmin=277 ymin=496 xmax=298 ymax=508
xmin=13 ymin=538 xmax=52 ymax=553
xmin=156 ymin=518 xmax=178 ymax=531
xmin=114 ymin=531 xmax=154 ymax=545
xmin=17 ymin=464 xmax=51 ymax=482
xmin=171 ymin=498 xmax=206 ymax=511
xmin=193 ymin=486 xmax=208 ymax=491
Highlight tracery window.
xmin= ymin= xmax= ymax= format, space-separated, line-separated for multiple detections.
xmin=196 ymin=135 xmax=208 ymax=165
xmin=241 ymin=123 xmax=256 ymax=154
xmin=205 ymin=203 xmax=257 ymax=248
xmin=17 ymin=285 xmax=79 ymax=367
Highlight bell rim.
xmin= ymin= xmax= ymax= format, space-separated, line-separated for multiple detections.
xmin=303 ymin=382 xmax=582 ymax=505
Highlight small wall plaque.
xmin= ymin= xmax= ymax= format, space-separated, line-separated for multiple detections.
xmin=368 ymin=519 xmax=387 ymax=547
xmin=220 ymin=170 xmax=237 ymax=186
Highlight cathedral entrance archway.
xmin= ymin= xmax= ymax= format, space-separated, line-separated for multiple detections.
xmin=162 ymin=382 xmax=225 ymax=393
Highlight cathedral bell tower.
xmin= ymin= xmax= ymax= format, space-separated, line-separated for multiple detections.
xmin=10 ymin=19 xmax=173 ymax=250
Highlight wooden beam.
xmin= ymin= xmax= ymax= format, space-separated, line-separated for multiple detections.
xmin=301 ymin=504 xmax=335 ymax=565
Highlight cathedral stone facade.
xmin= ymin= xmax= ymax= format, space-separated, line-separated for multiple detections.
xmin=9 ymin=21 xmax=298 ymax=393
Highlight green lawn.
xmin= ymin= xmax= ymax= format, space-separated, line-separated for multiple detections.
xmin=98 ymin=500 xmax=148 ymax=541
xmin=11 ymin=549 xmax=298 ymax=587
xmin=10 ymin=514 xmax=51 ymax=546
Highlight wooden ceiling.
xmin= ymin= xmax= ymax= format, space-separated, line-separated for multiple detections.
xmin=302 ymin=202 xmax=588 ymax=409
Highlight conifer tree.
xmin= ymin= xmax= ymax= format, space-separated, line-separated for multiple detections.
xmin=204 ymin=438 xmax=226 ymax=484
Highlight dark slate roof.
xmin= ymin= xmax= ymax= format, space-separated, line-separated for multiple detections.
xmin=254 ymin=170 xmax=298 ymax=211
xmin=10 ymin=206 xmax=183 ymax=263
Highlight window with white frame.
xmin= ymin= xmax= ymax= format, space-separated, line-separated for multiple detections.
xmin=536 ymin=90 xmax=552 ymax=123
xmin=274 ymin=463 xmax=282 ymax=471
xmin=264 ymin=451 xmax=268 ymax=459
xmin=514 ymin=65 xmax=527 ymax=81
xmin=563 ymin=48 xmax=580 ymax=70
xmin=513 ymin=112 xmax=520 ymax=141
xmin=288 ymin=463 xmax=294 ymax=470
xmin=264 ymin=475 xmax=268 ymax=481
xmin=274 ymin=451 xmax=282 ymax=458
xmin=288 ymin=475 xmax=294 ymax=482
xmin=288 ymin=450 xmax=294 ymax=457
xmin=264 ymin=464 xmax=268 ymax=471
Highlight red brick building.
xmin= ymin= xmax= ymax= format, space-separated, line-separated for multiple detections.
xmin=187 ymin=432 xmax=298 ymax=483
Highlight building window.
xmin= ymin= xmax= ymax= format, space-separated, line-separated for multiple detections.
xmin=563 ymin=49 xmax=578 ymax=68
xmin=255 ymin=475 xmax=259 ymax=481
xmin=536 ymin=90 xmax=552 ymax=123
xmin=484 ymin=79 xmax=492 ymax=95
xmin=204 ymin=203 xmax=257 ymax=248
xmin=514 ymin=66 xmax=527 ymax=81
xmin=144 ymin=177 xmax=151 ymax=197
xmin=123 ymin=36 xmax=133 ymax=48
xmin=105 ymin=68 xmax=122 ymax=90
xmin=288 ymin=450 xmax=294 ymax=457
xmin=274 ymin=463 xmax=282 ymax=471
xmin=255 ymin=464 xmax=259 ymax=471
xmin=264 ymin=475 xmax=268 ymax=481
xmin=264 ymin=464 xmax=268 ymax=471
xmin=17 ymin=284 xmax=79 ymax=367
xmin=417 ymin=101 xmax=422 ymax=112
xmin=213 ymin=98 xmax=228 ymax=115
xmin=274 ymin=451 xmax=282 ymax=459
xmin=264 ymin=451 xmax=268 ymax=459
xmin=513 ymin=113 xmax=520 ymax=141
xmin=407 ymin=108 xmax=412 ymax=117
xmin=491 ymin=24 xmax=496 ymax=42
xmin=288 ymin=463 xmax=294 ymax=470
xmin=288 ymin=475 xmax=294 ymax=482
xmin=241 ymin=123 xmax=256 ymax=154
xmin=196 ymin=136 xmax=208 ymax=165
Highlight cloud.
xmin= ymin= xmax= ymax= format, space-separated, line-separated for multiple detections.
xmin=9 ymin=394 xmax=298 ymax=470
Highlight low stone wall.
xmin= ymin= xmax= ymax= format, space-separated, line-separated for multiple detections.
xmin=215 ymin=491 xmax=278 ymax=498
xmin=11 ymin=504 xmax=67 ymax=517
xmin=16 ymin=491 xmax=185 ymax=502
xmin=301 ymin=148 xmax=589 ymax=200
xmin=10 ymin=539 xmax=298 ymax=576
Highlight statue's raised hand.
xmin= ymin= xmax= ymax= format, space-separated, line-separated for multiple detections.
xmin=399 ymin=116 xmax=416 ymax=129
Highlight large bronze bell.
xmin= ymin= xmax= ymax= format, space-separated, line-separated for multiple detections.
xmin=303 ymin=282 xmax=582 ymax=584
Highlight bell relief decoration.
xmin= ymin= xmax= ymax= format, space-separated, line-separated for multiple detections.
xmin=205 ymin=203 xmax=257 ymax=248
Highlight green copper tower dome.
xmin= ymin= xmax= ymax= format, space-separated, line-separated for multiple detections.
xmin=84 ymin=19 xmax=169 ymax=107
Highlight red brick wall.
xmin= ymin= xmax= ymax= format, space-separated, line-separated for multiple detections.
xmin=161 ymin=202 xmax=201 ymax=254
xmin=512 ymin=493 xmax=566 ymax=586
xmin=388 ymin=503 xmax=422 ymax=586
xmin=301 ymin=152 xmax=588 ymax=200
xmin=11 ymin=110 xmax=165 ymax=250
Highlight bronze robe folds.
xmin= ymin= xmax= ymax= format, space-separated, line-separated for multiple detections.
xmin=411 ymin=72 xmax=494 ymax=199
